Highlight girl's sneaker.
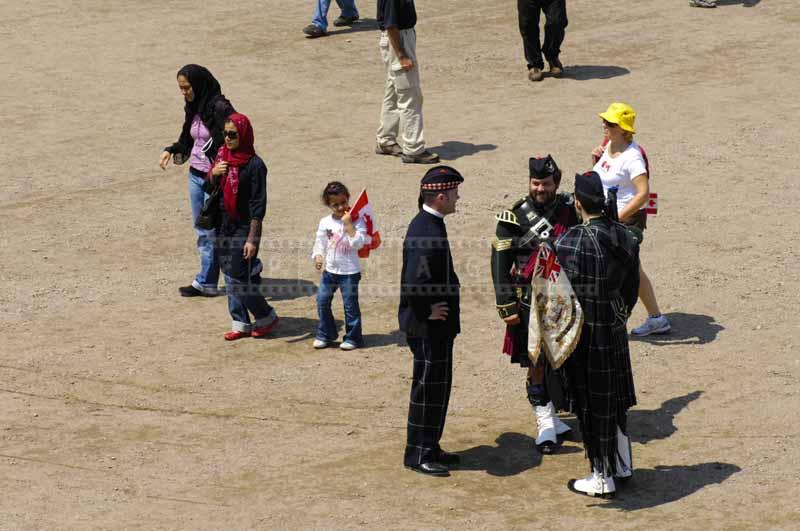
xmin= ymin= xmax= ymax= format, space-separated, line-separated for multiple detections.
xmin=340 ymin=341 xmax=358 ymax=351
xmin=313 ymin=339 xmax=329 ymax=349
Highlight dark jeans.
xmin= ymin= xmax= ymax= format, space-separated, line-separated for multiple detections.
xmin=517 ymin=0 xmax=568 ymax=69
xmin=218 ymin=225 xmax=276 ymax=332
xmin=316 ymin=271 xmax=362 ymax=345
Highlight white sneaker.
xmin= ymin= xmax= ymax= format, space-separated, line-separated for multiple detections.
xmin=312 ymin=339 xmax=329 ymax=349
xmin=340 ymin=341 xmax=358 ymax=351
xmin=534 ymin=402 xmax=558 ymax=452
xmin=571 ymin=470 xmax=616 ymax=497
xmin=631 ymin=315 xmax=671 ymax=336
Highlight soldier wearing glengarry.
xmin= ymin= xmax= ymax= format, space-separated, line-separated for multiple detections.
xmin=490 ymin=154 xmax=579 ymax=453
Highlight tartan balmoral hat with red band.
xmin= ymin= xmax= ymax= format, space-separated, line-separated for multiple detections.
xmin=420 ymin=165 xmax=464 ymax=191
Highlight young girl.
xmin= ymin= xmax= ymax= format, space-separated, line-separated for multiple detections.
xmin=311 ymin=182 xmax=369 ymax=350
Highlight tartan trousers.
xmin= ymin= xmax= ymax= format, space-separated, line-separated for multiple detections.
xmin=404 ymin=335 xmax=454 ymax=466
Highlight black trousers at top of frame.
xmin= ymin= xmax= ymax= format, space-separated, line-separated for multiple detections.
xmin=517 ymin=0 xmax=568 ymax=70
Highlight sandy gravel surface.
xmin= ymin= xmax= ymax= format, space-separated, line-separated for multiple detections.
xmin=1 ymin=0 xmax=799 ymax=529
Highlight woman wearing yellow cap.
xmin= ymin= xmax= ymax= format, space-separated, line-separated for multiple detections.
xmin=591 ymin=102 xmax=671 ymax=336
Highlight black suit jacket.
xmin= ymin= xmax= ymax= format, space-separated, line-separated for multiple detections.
xmin=398 ymin=209 xmax=460 ymax=338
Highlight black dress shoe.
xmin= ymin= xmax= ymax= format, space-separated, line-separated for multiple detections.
xmin=437 ymin=450 xmax=461 ymax=465
xmin=405 ymin=462 xmax=449 ymax=477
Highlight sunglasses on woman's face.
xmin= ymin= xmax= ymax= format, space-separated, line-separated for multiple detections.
xmin=603 ymin=119 xmax=617 ymax=128
xmin=223 ymin=130 xmax=239 ymax=139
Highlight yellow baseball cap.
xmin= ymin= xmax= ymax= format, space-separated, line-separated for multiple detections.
xmin=599 ymin=102 xmax=636 ymax=133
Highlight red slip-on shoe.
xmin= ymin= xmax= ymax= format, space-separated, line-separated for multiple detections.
xmin=251 ymin=317 xmax=280 ymax=338
xmin=224 ymin=330 xmax=251 ymax=341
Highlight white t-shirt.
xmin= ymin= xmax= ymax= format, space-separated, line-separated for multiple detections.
xmin=592 ymin=141 xmax=648 ymax=212
xmin=311 ymin=214 xmax=369 ymax=275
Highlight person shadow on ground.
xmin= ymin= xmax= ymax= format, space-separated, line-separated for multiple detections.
xmin=629 ymin=391 xmax=703 ymax=444
xmin=716 ymin=0 xmax=761 ymax=6
xmin=593 ymin=462 xmax=741 ymax=510
xmin=260 ymin=278 xmax=318 ymax=301
xmin=451 ymin=432 xmax=582 ymax=477
xmin=326 ymin=18 xmax=379 ymax=36
xmin=361 ymin=330 xmax=406 ymax=347
xmin=429 ymin=141 xmax=498 ymax=161
xmin=560 ymin=65 xmax=630 ymax=81
xmin=630 ymin=312 xmax=723 ymax=345
xmin=267 ymin=316 xmax=320 ymax=341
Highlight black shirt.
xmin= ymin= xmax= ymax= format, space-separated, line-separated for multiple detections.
xmin=377 ymin=0 xmax=417 ymax=31
xmin=211 ymin=155 xmax=268 ymax=233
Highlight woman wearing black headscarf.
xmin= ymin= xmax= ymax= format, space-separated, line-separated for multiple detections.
xmin=159 ymin=64 xmax=235 ymax=298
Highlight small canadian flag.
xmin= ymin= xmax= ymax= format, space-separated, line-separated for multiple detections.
xmin=349 ymin=189 xmax=382 ymax=258
xmin=646 ymin=192 xmax=658 ymax=215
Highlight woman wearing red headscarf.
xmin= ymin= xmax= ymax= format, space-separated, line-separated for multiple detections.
xmin=209 ymin=113 xmax=279 ymax=340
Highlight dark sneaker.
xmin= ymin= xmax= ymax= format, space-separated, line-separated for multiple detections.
xmin=548 ymin=59 xmax=564 ymax=77
xmin=303 ymin=24 xmax=326 ymax=38
xmin=179 ymin=285 xmax=203 ymax=297
xmin=401 ymin=150 xmax=440 ymax=164
xmin=333 ymin=15 xmax=359 ymax=27
xmin=375 ymin=143 xmax=403 ymax=156
xmin=528 ymin=67 xmax=544 ymax=82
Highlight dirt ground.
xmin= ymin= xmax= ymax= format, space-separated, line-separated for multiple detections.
xmin=2 ymin=0 xmax=799 ymax=529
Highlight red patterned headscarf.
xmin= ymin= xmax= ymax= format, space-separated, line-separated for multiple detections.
xmin=216 ymin=113 xmax=255 ymax=220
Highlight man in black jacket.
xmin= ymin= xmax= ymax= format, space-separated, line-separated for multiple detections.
xmin=399 ymin=166 xmax=463 ymax=476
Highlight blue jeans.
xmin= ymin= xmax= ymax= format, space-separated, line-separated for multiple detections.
xmin=316 ymin=271 xmax=362 ymax=345
xmin=225 ymin=259 xmax=277 ymax=332
xmin=188 ymin=169 xmax=220 ymax=293
xmin=312 ymin=0 xmax=359 ymax=31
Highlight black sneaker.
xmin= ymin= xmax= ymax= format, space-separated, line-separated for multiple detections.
xmin=302 ymin=24 xmax=326 ymax=38
xmin=401 ymin=150 xmax=440 ymax=164
xmin=333 ymin=15 xmax=359 ymax=27
xmin=179 ymin=285 xmax=203 ymax=297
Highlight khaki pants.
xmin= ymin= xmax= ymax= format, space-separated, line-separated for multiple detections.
xmin=376 ymin=28 xmax=425 ymax=156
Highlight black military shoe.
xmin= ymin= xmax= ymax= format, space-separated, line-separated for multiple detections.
xmin=405 ymin=462 xmax=450 ymax=477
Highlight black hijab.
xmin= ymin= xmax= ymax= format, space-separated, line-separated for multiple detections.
xmin=178 ymin=64 xmax=223 ymax=124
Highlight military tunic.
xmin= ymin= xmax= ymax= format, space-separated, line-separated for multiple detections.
xmin=491 ymin=192 xmax=579 ymax=366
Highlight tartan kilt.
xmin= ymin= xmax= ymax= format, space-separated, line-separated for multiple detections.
xmin=565 ymin=317 xmax=636 ymax=475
